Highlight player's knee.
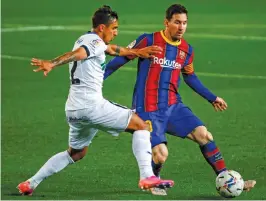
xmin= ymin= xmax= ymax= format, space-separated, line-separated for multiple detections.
xmin=127 ymin=113 xmax=149 ymax=131
xmin=68 ymin=147 xmax=87 ymax=162
xmin=137 ymin=120 xmax=150 ymax=131
xmin=77 ymin=152 xmax=86 ymax=160
xmin=192 ymin=126 xmax=210 ymax=144
xmin=73 ymin=152 xmax=86 ymax=161
xmin=207 ymin=131 xmax=214 ymax=141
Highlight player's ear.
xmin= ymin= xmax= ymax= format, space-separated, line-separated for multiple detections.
xmin=164 ymin=19 xmax=169 ymax=28
xmin=98 ymin=24 xmax=105 ymax=32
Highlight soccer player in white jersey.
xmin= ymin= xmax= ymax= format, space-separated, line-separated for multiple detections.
xmin=17 ymin=5 xmax=174 ymax=196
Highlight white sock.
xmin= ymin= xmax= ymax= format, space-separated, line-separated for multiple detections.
xmin=132 ymin=130 xmax=154 ymax=179
xmin=29 ymin=150 xmax=74 ymax=189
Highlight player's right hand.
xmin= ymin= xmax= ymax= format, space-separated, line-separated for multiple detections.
xmin=136 ymin=45 xmax=162 ymax=58
xmin=31 ymin=58 xmax=54 ymax=76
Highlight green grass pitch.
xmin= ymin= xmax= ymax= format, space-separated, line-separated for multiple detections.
xmin=1 ymin=0 xmax=266 ymax=199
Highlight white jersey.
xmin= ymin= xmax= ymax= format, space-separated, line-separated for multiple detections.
xmin=65 ymin=32 xmax=108 ymax=110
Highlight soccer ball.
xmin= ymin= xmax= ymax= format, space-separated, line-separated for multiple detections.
xmin=216 ymin=170 xmax=244 ymax=198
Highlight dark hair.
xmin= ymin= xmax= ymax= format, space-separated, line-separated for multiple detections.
xmin=92 ymin=5 xmax=118 ymax=28
xmin=166 ymin=4 xmax=188 ymax=20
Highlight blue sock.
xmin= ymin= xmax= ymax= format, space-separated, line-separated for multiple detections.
xmin=200 ymin=141 xmax=227 ymax=175
xmin=152 ymin=160 xmax=162 ymax=177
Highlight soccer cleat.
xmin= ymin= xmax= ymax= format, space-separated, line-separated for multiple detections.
xmin=243 ymin=180 xmax=256 ymax=192
xmin=150 ymin=187 xmax=167 ymax=196
xmin=138 ymin=176 xmax=174 ymax=190
xmin=17 ymin=181 xmax=34 ymax=196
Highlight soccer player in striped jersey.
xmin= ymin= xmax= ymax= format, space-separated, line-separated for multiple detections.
xmin=104 ymin=4 xmax=256 ymax=195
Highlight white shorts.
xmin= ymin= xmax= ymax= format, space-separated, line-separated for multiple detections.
xmin=66 ymin=98 xmax=133 ymax=149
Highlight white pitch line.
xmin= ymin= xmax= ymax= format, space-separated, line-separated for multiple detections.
xmin=1 ymin=55 xmax=30 ymax=61
xmin=3 ymin=23 xmax=266 ymax=29
xmin=124 ymin=24 xmax=266 ymax=29
xmin=120 ymin=30 xmax=266 ymax=41
xmin=1 ymin=26 xmax=73 ymax=32
xmin=1 ymin=25 xmax=266 ymax=41
xmin=122 ymin=67 xmax=266 ymax=80
xmin=1 ymin=54 xmax=266 ymax=80
xmin=127 ymin=68 xmax=266 ymax=80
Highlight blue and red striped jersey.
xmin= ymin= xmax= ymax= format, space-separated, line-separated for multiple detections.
xmin=129 ymin=31 xmax=195 ymax=113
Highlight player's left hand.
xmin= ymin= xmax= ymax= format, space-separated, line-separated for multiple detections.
xmin=136 ymin=45 xmax=162 ymax=58
xmin=31 ymin=58 xmax=54 ymax=76
xmin=212 ymin=97 xmax=227 ymax=112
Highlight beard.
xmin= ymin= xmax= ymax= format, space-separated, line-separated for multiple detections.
xmin=172 ymin=32 xmax=183 ymax=41
xmin=171 ymin=36 xmax=180 ymax=41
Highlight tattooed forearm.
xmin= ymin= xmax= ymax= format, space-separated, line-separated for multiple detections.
xmin=115 ymin=45 xmax=121 ymax=56
xmin=50 ymin=52 xmax=76 ymax=67
xmin=106 ymin=44 xmax=141 ymax=57
xmin=114 ymin=46 xmax=136 ymax=56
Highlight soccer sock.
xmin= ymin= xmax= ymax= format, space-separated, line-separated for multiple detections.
xmin=29 ymin=150 xmax=74 ymax=189
xmin=152 ymin=160 xmax=163 ymax=177
xmin=200 ymin=141 xmax=227 ymax=175
xmin=132 ymin=130 xmax=154 ymax=179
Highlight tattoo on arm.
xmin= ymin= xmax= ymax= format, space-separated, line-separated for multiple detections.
xmin=115 ymin=45 xmax=121 ymax=56
xmin=51 ymin=52 xmax=76 ymax=67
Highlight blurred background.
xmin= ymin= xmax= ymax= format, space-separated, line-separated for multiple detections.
xmin=2 ymin=0 xmax=266 ymax=200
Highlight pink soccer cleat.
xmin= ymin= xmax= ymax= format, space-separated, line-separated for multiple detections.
xmin=17 ymin=181 xmax=34 ymax=196
xmin=138 ymin=175 xmax=174 ymax=190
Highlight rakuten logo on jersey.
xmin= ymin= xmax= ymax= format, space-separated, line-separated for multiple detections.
xmin=153 ymin=57 xmax=181 ymax=69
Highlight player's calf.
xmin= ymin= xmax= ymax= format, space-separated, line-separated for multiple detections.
xmin=188 ymin=126 xmax=227 ymax=175
xmin=152 ymin=143 xmax=168 ymax=178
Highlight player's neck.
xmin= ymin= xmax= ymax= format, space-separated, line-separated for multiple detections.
xmin=91 ymin=28 xmax=104 ymax=40
xmin=163 ymin=30 xmax=180 ymax=43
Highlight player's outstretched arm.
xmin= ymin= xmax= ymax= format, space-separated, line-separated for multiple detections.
xmin=31 ymin=47 xmax=88 ymax=76
xmin=106 ymin=44 xmax=162 ymax=58
xmin=183 ymin=72 xmax=227 ymax=111
xmin=104 ymin=56 xmax=130 ymax=80
xmin=183 ymin=72 xmax=217 ymax=102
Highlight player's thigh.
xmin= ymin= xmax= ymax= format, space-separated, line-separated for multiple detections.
xmin=89 ymin=99 xmax=134 ymax=133
xmin=66 ymin=110 xmax=98 ymax=150
xmin=138 ymin=109 xmax=171 ymax=148
xmin=167 ymin=103 xmax=204 ymax=138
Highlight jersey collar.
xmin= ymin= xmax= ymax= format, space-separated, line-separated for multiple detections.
xmin=160 ymin=30 xmax=181 ymax=46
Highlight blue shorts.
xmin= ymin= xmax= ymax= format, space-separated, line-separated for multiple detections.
xmin=137 ymin=103 xmax=204 ymax=147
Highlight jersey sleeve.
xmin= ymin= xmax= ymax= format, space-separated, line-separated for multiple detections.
xmin=181 ymin=46 xmax=194 ymax=75
xmin=181 ymin=46 xmax=217 ymax=103
xmin=183 ymin=73 xmax=217 ymax=103
xmin=126 ymin=33 xmax=148 ymax=60
xmin=76 ymin=35 xmax=107 ymax=58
